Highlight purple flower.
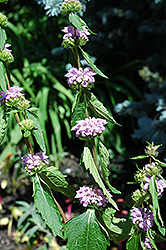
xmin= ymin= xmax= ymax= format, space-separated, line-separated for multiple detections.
xmin=65 ymin=67 xmax=96 ymax=88
xmin=22 ymin=152 xmax=49 ymax=171
xmin=0 ymin=86 xmax=24 ymax=103
xmin=143 ymin=176 xmax=166 ymax=196
xmin=131 ymin=207 xmax=154 ymax=231
xmin=75 ymin=186 xmax=110 ymax=207
xmin=62 ymin=25 xmax=90 ymax=41
xmin=145 ymin=237 xmax=153 ymax=249
xmin=71 ymin=117 xmax=107 ymax=138
xmin=4 ymin=43 xmax=12 ymax=52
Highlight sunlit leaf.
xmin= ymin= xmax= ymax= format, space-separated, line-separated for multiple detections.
xmin=64 ymin=209 xmax=109 ymax=250
xmin=0 ymin=61 xmax=7 ymax=91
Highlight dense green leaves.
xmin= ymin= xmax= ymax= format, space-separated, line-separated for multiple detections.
xmin=83 ymin=146 xmax=118 ymax=210
xmin=64 ymin=209 xmax=109 ymax=250
xmin=27 ymin=111 xmax=46 ymax=152
xmin=101 ymin=207 xmax=131 ymax=242
xmin=99 ymin=140 xmax=121 ymax=194
xmin=0 ymin=61 xmax=7 ymax=91
xmin=85 ymin=91 xmax=118 ymax=125
xmin=126 ymin=231 xmax=142 ymax=250
xmin=40 ymin=166 xmax=75 ymax=200
xmin=71 ymin=90 xmax=86 ymax=128
xmin=32 ymin=174 xmax=63 ymax=238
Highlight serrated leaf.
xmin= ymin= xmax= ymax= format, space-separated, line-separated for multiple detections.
xmin=71 ymin=90 xmax=86 ymax=128
xmin=27 ymin=111 xmax=46 ymax=152
xmin=64 ymin=209 xmax=109 ymax=250
xmin=99 ymin=140 xmax=121 ymax=194
xmin=0 ymin=28 xmax=7 ymax=50
xmin=151 ymin=157 xmax=166 ymax=167
xmin=69 ymin=13 xmax=96 ymax=35
xmin=80 ymin=48 xmax=108 ymax=79
xmin=126 ymin=230 xmax=142 ymax=250
xmin=130 ymin=155 xmax=149 ymax=160
xmin=0 ymin=61 xmax=7 ymax=91
xmin=101 ymin=207 xmax=131 ymax=242
xmin=149 ymin=176 xmax=165 ymax=235
xmin=82 ymin=146 xmax=118 ymax=210
xmin=40 ymin=166 xmax=75 ymax=200
xmin=0 ymin=117 xmax=8 ymax=144
xmin=32 ymin=174 xmax=63 ymax=238
xmin=85 ymin=91 xmax=118 ymax=125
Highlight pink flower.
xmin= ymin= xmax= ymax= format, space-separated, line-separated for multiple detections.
xmin=65 ymin=67 xmax=96 ymax=88
xmin=22 ymin=152 xmax=49 ymax=171
xmin=0 ymin=86 xmax=24 ymax=103
xmin=131 ymin=207 xmax=154 ymax=231
xmin=75 ymin=186 xmax=110 ymax=207
xmin=71 ymin=117 xmax=107 ymax=138
xmin=143 ymin=176 xmax=166 ymax=196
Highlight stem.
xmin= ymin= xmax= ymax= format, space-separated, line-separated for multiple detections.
xmin=91 ymin=138 xmax=97 ymax=167
xmin=5 ymin=70 xmax=33 ymax=155
xmin=75 ymin=46 xmax=81 ymax=69
xmin=54 ymin=198 xmax=67 ymax=224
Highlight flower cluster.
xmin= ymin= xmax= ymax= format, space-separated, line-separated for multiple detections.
xmin=62 ymin=25 xmax=90 ymax=48
xmin=22 ymin=152 xmax=49 ymax=172
xmin=0 ymin=13 xmax=8 ymax=27
xmin=65 ymin=67 xmax=96 ymax=90
xmin=0 ymin=43 xmax=14 ymax=63
xmin=0 ymin=86 xmax=24 ymax=105
xmin=145 ymin=142 xmax=160 ymax=157
xmin=60 ymin=0 xmax=82 ymax=15
xmin=75 ymin=186 xmax=110 ymax=207
xmin=19 ymin=119 xmax=35 ymax=131
xmin=143 ymin=176 xmax=166 ymax=196
xmin=144 ymin=162 xmax=162 ymax=176
xmin=145 ymin=237 xmax=153 ymax=249
xmin=71 ymin=117 xmax=107 ymax=139
xmin=131 ymin=207 xmax=154 ymax=231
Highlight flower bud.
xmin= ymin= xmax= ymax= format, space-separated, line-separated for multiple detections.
xmin=16 ymin=96 xmax=31 ymax=110
xmin=145 ymin=142 xmax=160 ymax=157
xmin=60 ymin=0 xmax=82 ymax=16
xmin=19 ymin=119 xmax=35 ymax=131
xmin=134 ymin=169 xmax=146 ymax=183
xmin=0 ymin=44 xmax=14 ymax=63
xmin=62 ymin=37 xmax=75 ymax=49
xmin=132 ymin=189 xmax=146 ymax=202
xmin=0 ymin=13 xmax=8 ymax=27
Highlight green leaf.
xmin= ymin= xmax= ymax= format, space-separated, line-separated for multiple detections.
xmin=0 ymin=117 xmax=8 ymax=144
xmin=64 ymin=209 xmax=109 ymax=250
xmin=82 ymin=146 xmax=118 ymax=210
xmin=0 ymin=28 xmax=7 ymax=50
xmin=0 ymin=61 xmax=7 ymax=91
xmin=126 ymin=230 xmax=142 ymax=250
xmin=24 ymin=130 xmax=31 ymax=137
xmin=130 ymin=155 xmax=149 ymax=160
xmin=98 ymin=140 xmax=121 ymax=194
xmin=149 ymin=176 xmax=165 ymax=236
xmin=80 ymin=48 xmax=108 ymax=79
xmin=32 ymin=174 xmax=63 ymax=238
xmin=24 ymin=225 xmax=39 ymax=239
xmin=85 ymin=91 xmax=118 ymax=125
xmin=101 ymin=207 xmax=131 ymax=242
xmin=27 ymin=111 xmax=46 ymax=152
xmin=151 ymin=157 xmax=166 ymax=167
xmin=69 ymin=13 xmax=96 ymax=35
xmin=40 ymin=166 xmax=75 ymax=200
xmin=49 ymin=108 xmax=63 ymax=154
xmin=71 ymin=90 xmax=86 ymax=128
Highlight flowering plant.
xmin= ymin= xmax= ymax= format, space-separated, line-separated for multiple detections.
xmin=0 ymin=1 xmax=166 ymax=250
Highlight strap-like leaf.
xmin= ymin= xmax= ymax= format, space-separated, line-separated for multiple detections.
xmin=64 ymin=209 xmax=109 ymax=250
xmin=149 ymin=176 xmax=166 ymax=236
xmin=0 ymin=117 xmax=8 ymax=144
xmin=40 ymin=166 xmax=75 ymax=200
xmin=99 ymin=140 xmax=121 ymax=194
xmin=85 ymin=91 xmax=118 ymax=125
xmin=32 ymin=174 xmax=63 ymax=237
xmin=27 ymin=111 xmax=46 ymax=152
xmin=83 ymin=146 xmax=118 ymax=210
xmin=0 ymin=61 xmax=7 ymax=91
xmin=80 ymin=48 xmax=108 ymax=79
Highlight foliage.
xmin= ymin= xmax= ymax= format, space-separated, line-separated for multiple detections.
xmin=1 ymin=1 xmax=166 ymax=250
